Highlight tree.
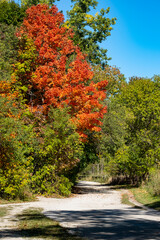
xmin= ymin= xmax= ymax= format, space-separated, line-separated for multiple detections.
xmin=12 ymin=0 xmax=116 ymax=66
xmin=0 ymin=0 xmax=25 ymax=89
xmin=0 ymin=0 xmax=25 ymax=26
xmin=29 ymin=107 xmax=83 ymax=196
xmin=66 ymin=0 xmax=116 ymax=66
xmin=21 ymin=0 xmax=59 ymax=7
xmin=0 ymin=23 xmax=19 ymax=82
xmin=14 ymin=4 xmax=108 ymax=138
xmin=92 ymin=65 xmax=126 ymax=98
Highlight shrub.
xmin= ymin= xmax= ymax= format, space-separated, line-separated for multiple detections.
xmin=31 ymin=165 xmax=72 ymax=196
xmin=145 ymin=168 xmax=160 ymax=196
xmin=0 ymin=167 xmax=30 ymax=200
xmin=0 ymin=96 xmax=37 ymax=200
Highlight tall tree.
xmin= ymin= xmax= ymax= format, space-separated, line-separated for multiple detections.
xmin=13 ymin=4 xmax=108 ymax=138
xmin=66 ymin=0 xmax=116 ymax=66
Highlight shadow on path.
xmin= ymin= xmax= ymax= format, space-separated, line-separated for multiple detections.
xmin=45 ymin=208 xmax=160 ymax=240
xmin=73 ymin=182 xmax=115 ymax=195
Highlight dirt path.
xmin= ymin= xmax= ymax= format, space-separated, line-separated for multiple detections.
xmin=0 ymin=181 xmax=160 ymax=240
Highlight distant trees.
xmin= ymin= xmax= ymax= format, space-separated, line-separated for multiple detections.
xmin=101 ymin=76 xmax=160 ymax=184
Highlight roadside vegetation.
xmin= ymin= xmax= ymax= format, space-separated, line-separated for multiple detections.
xmin=131 ymin=187 xmax=160 ymax=211
xmin=121 ymin=193 xmax=136 ymax=207
xmin=130 ymin=169 xmax=160 ymax=211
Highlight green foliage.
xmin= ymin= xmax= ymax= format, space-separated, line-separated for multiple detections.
xmin=0 ymin=167 xmax=30 ymax=200
xmin=103 ymin=77 xmax=160 ymax=184
xmin=2 ymin=0 xmax=159 ymax=198
xmin=0 ymin=1 xmax=25 ymax=82
xmin=29 ymin=107 xmax=83 ymax=195
xmin=31 ymin=165 xmax=72 ymax=196
xmin=100 ymin=99 xmax=129 ymax=159
xmin=13 ymin=35 xmax=38 ymax=102
xmin=21 ymin=0 xmax=59 ymax=7
xmin=92 ymin=65 xmax=126 ymax=97
xmin=34 ymin=107 xmax=83 ymax=173
xmin=120 ymin=77 xmax=160 ymax=165
xmin=0 ymin=23 xmax=18 ymax=81
xmin=0 ymin=0 xmax=25 ymax=26
xmin=72 ymin=132 xmax=100 ymax=178
xmin=66 ymin=0 xmax=116 ymax=65
xmin=108 ymin=144 xmax=154 ymax=184
xmin=121 ymin=77 xmax=160 ymax=134
xmin=0 ymin=99 xmax=80 ymax=198
xmin=145 ymin=168 xmax=160 ymax=196
xmin=0 ymin=96 xmax=37 ymax=199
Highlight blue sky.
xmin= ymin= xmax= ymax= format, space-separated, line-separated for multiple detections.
xmin=55 ymin=0 xmax=160 ymax=81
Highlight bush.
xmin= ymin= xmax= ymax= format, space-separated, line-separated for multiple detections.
xmin=0 ymin=167 xmax=30 ymax=200
xmin=31 ymin=165 xmax=72 ymax=196
xmin=145 ymin=169 xmax=160 ymax=196
xmin=0 ymin=96 xmax=38 ymax=200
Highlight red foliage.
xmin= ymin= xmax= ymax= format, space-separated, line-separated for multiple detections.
xmin=17 ymin=4 xmax=108 ymax=138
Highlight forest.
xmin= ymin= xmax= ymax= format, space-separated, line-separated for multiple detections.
xmin=0 ymin=0 xmax=160 ymax=200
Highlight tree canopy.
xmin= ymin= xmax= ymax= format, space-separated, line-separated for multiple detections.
xmin=66 ymin=0 xmax=116 ymax=66
xmin=14 ymin=4 xmax=108 ymax=138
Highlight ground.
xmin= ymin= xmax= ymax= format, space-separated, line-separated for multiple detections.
xmin=0 ymin=181 xmax=160 ymax=240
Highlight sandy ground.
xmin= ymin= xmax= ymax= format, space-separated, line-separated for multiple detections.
xmin=0 ymin=181 xmax=160 ymax=240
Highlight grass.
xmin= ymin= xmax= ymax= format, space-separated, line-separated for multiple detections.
xmin=0 ymin=195 xmax=36 ymax=205
xmin=121 ymin=193 xmax=135 ymax=207
xmin=16 ymin=208 xmax=84 ymax=240
xmin=121 ymin=193 xmax=143 ymax=209
xmin=110 ymin=183 xmax=160 ymax=211
xmin=0 ymin=206 xmax=12 ymax=217
xmin=131 ymin=187 xmax=160 ymax=211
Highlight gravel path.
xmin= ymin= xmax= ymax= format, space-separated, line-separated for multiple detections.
xmin=0 ymin=181 xmax=160 ymax=240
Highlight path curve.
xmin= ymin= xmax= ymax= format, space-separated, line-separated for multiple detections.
xmin=0 ymin=181 xmax=160 ymax=240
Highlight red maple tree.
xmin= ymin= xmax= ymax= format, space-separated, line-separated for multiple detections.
xmin=15 ymin=4 xmax=108 ymax=138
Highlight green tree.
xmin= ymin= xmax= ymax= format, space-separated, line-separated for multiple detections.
xmin=21 ymin=0 xmax=59 ymax=7
xmin=30 ymin=107 xmax=83 ymax=196
xmin=0 ymin=0 xmax=25 ymax=26
xmin=0 ymin=0 xmax=25 ymax=82
xmin=66 ymin=0 xmax=116 ymax=66
xmin=92 ymin=65 xmax=125 ymax=97
xmin=0 ymin=23 xmax=19 ymax=81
